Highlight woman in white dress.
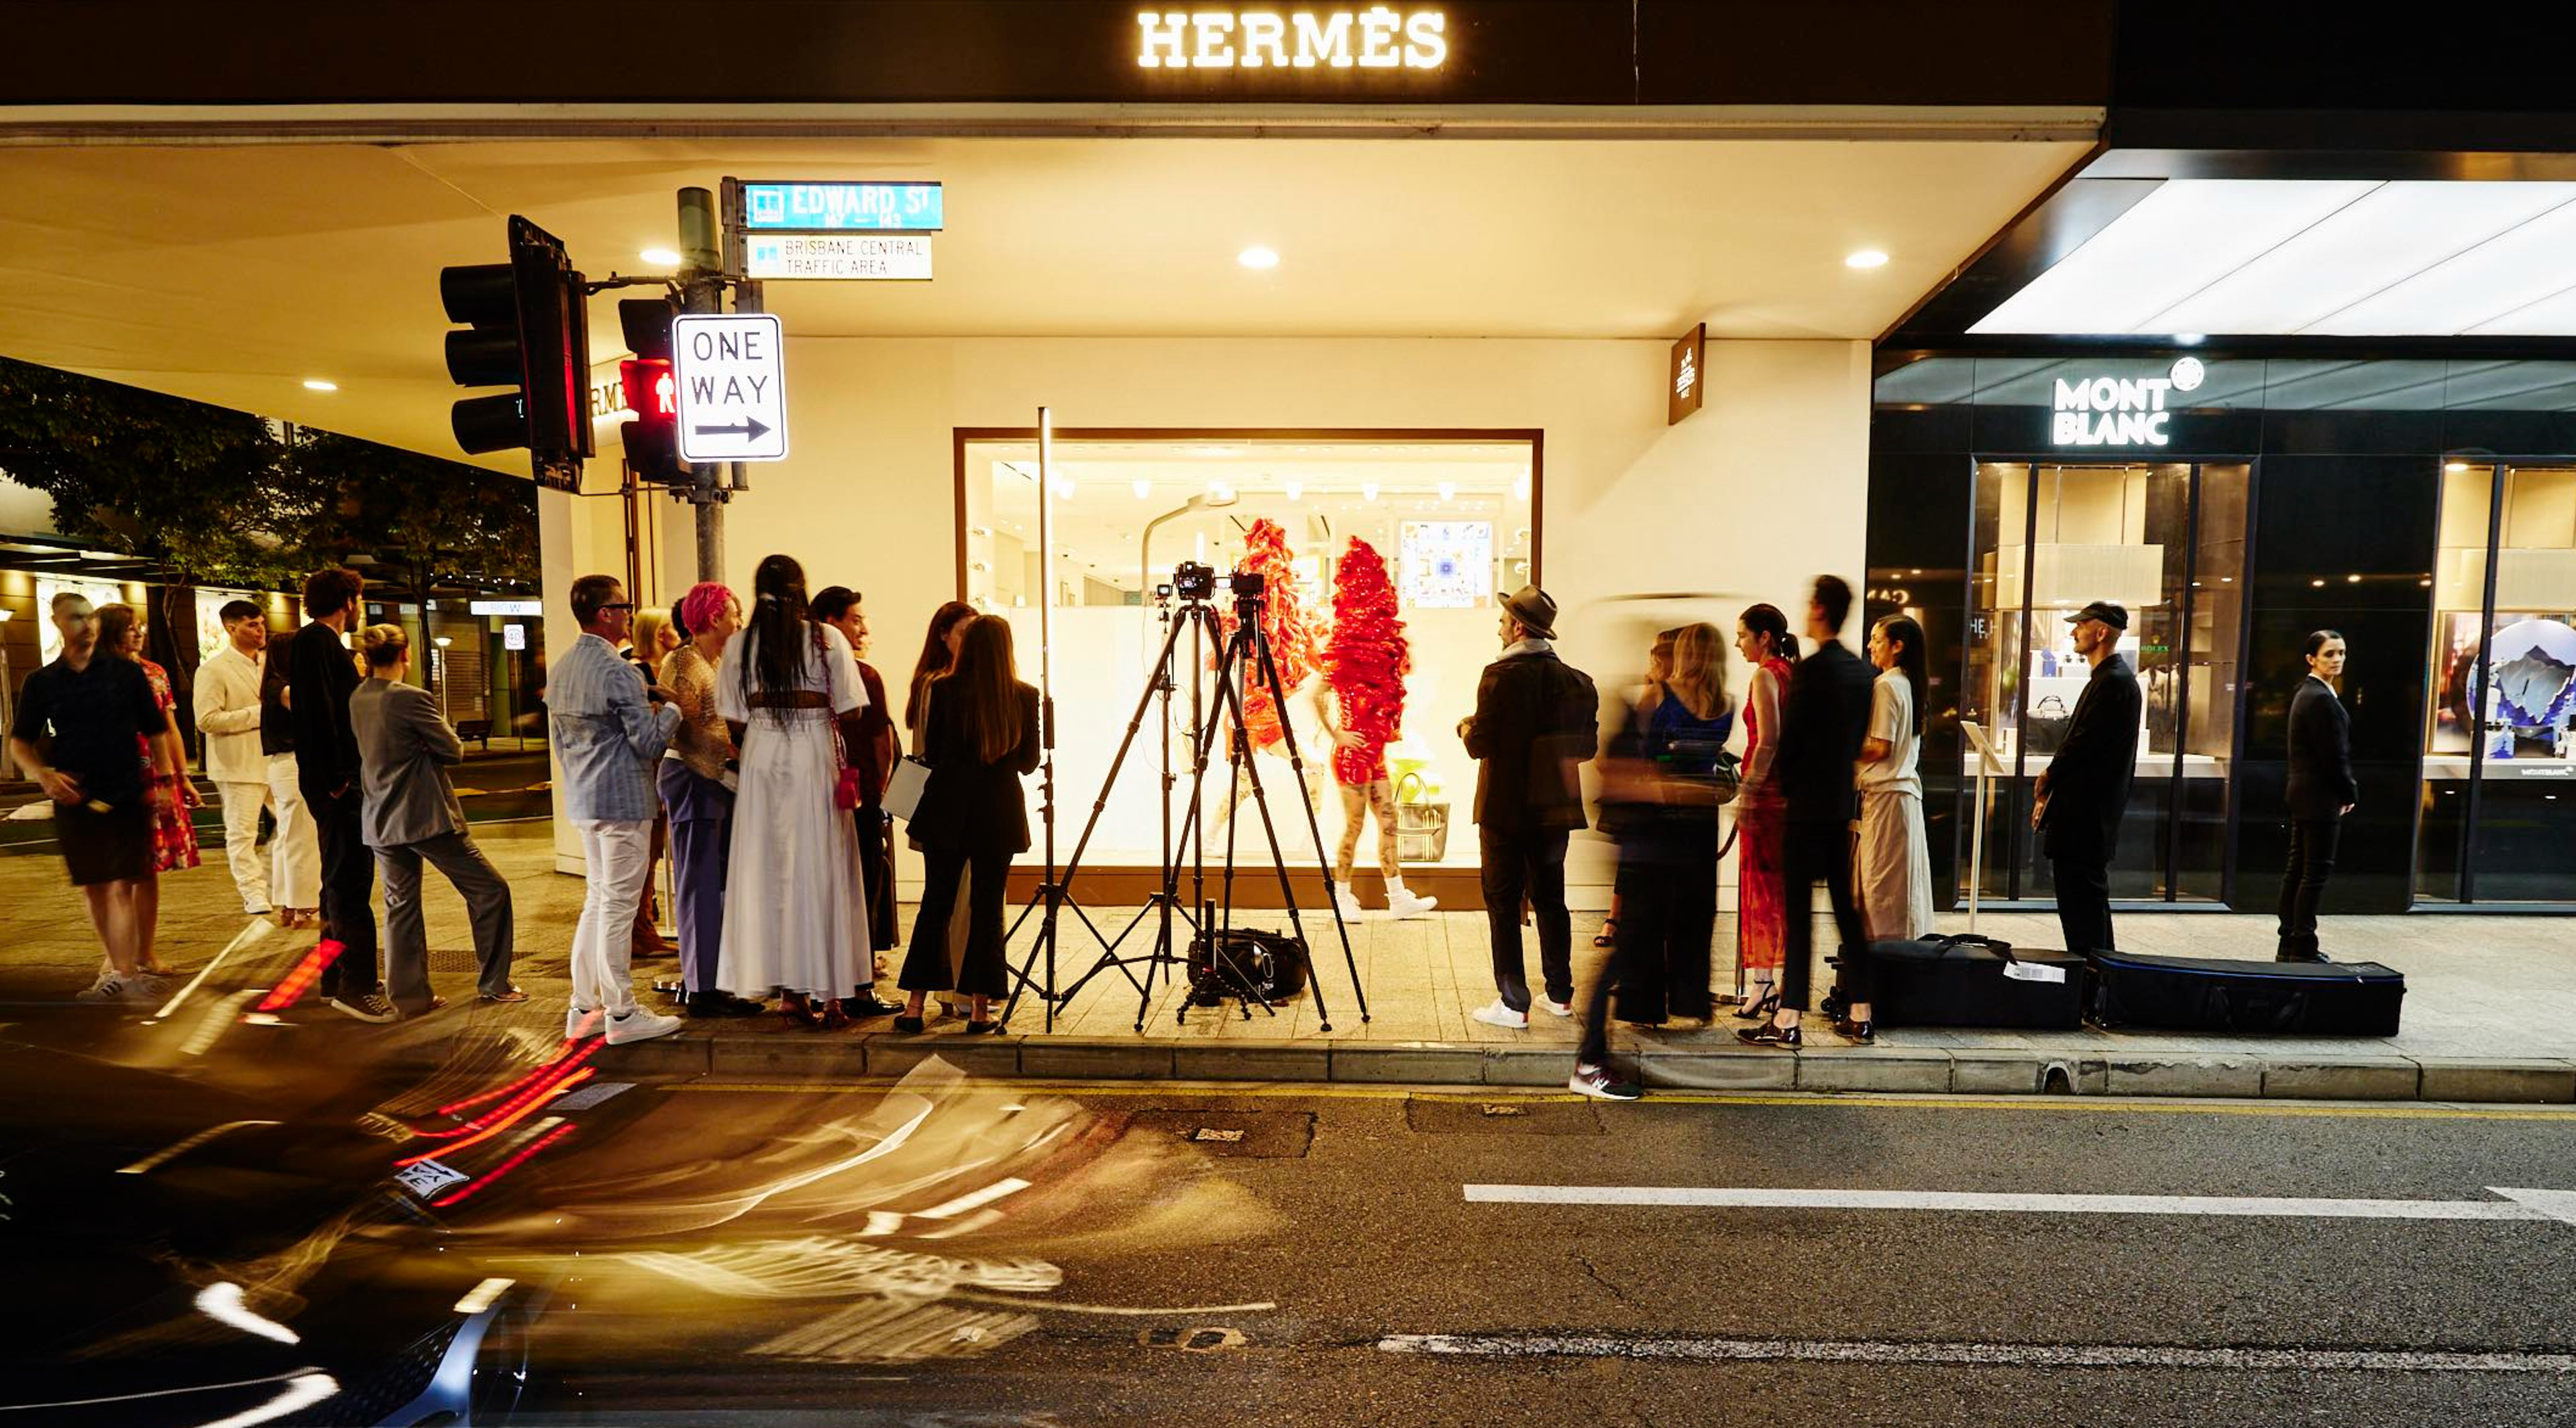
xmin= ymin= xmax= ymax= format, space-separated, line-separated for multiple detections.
xmin=1843 ymin=614 xmax=1935 ymax=1043
xmin=714 ymin=553 xmax=878 ymax=1028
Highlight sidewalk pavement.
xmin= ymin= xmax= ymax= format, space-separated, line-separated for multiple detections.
xmin=3 ymin=826 xmax=2569 ymax=1103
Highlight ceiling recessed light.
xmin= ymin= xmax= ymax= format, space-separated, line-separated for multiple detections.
xmin=641 ymin=248 xmax=682 ymax=266
xmin=2174 ymin=333 xmax=2206 ymax=345
xmin=302 ymin=379 xmax=337 ymax=392
xmin=1238 ymin=246 xmax=1280 ymax=270
xmin=1845 ymin=250 xmax=1890 ymax=270
xmin=2445 ymin=461 xmax=2471 ymax=473
xmin=1132 ymin=478 xmax=1152 ymax=499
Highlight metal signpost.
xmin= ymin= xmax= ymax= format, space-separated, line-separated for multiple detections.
xmin=1959 ymin=719 xmax=2004 ymax=934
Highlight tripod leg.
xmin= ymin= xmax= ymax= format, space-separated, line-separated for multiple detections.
xmin=1248 ymin=620 xmax=1368 ymax=1026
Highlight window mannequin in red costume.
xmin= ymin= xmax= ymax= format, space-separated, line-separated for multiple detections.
xmin=1311 ymin=537 xmax=1438 ymax=921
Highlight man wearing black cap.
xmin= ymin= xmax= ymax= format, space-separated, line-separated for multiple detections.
xmin=1458 ymin=584 xmax=1598 ymax=1030
xmin=2033 ymin=600 xmax=2141 ymax=956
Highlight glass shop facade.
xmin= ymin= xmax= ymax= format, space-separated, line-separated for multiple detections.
xmin=1868 ymin=351 xmax=2576 ymax=915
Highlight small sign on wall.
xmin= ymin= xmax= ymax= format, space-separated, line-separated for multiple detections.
xmin=1669 ymin=323 xmax=1705 ymax=425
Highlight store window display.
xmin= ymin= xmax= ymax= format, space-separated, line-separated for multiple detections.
xmin=1313 ymin=537 xmax=1438 ymax=920
xmin=960 ymin=434 xmax=1535 ymax=873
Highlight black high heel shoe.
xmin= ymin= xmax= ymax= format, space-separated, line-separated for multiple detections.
xmin=1736 ymin=1019 xmax=1802 ymax=1049
xmin=1833 ymin=1018 xmax=1874 ymax=1045
xmin=1731 ymin=989 xmax=1781 ymax=1022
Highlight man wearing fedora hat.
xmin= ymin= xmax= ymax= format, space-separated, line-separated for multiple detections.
xmin=2033 ymin=599 xmax=2142 ymax=957
xmin=1457 ymin=584 xmax=1599 ymax=1031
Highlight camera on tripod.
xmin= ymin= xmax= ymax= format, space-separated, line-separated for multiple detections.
xmin=1171 ymin=560 xmax=1219 ymax=602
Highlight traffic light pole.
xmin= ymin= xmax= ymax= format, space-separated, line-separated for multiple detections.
xmin=681 ymin=185 xmax=730 ymax=586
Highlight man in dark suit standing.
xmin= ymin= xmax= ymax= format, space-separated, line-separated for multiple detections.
xmin=1459 ymin=585 xmax=1598 ymax=1030
xmin=2278 ymin=630 xmax=2357 ymax=962
xmin=1741 ymin=575 xmax=1874 ymax=1048
xmin=288 ymin=565 xmax=392 ymax=1022
xmin=2033 ymin=600 xmax=2142 ymax=956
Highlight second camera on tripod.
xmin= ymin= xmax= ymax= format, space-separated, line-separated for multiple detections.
xmin=1167 ymin=560 xmax=1266 ymax=605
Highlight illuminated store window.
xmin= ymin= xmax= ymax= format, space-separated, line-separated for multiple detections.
xmin=1962 ymin=461 xmax=2248 ymax=904
xmin=960 ymin=433 xmax=1536 ymax=873
xmin=2420 ymin=463 xmax=2576 ymax=903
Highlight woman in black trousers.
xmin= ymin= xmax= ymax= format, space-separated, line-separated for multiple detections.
xmin=2278 ymin=629 xmax=2355 ymax=962
xmin=897 ymin=616 xmax=1040 ymax=1032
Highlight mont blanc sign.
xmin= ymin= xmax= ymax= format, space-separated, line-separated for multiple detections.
xmin=1135 ymin=7 xmax=1448 ymax=70
xmin=2051 ymin=356 xmax=2206 ymax=448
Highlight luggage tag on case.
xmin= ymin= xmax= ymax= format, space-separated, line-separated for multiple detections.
xmin=2001 ymin=960 xmax=2068 ymax=984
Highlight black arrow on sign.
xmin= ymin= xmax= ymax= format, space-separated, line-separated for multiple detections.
xmin=690 ymin=415 xmax=772 ymax=441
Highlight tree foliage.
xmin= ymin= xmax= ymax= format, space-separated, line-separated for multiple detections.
xmin=288 ymin=429 xmax=539 ymax=608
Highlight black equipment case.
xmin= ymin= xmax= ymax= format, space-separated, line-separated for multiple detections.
xmin=2088 ymin=952 xmax=2405 ymax=1036
xmin=1836 ymin=934 xmax=2088 ymax=1030
xmin=1185 ymin=928 xmax=1309 ymax=1006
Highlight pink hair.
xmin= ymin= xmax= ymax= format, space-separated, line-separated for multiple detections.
xmin=678 ymin=582 xmax=736 ymax=637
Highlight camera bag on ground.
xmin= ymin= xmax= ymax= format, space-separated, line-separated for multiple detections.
xmin=1185 ymin=927 xmax=1309 ymax=1006
xmin=2087 ymin=952 xmax=2405 ymax=1036
xmin=1830 ymin=933 xmax=2087 ymax=1030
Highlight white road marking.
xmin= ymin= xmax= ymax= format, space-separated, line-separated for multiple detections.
xmin=115 ymin=1119 xmax=280 ymax=1176
xmin=193 ymin=1282 xmax=299 ymax=1344
xmin=1464 ymin=1185 xmax=2576 ymax=1225
xmin=1377 ymin=1334 xmax=2576 ymax=1374
xmin=148 ymin=918 xmax=274 ymax=1021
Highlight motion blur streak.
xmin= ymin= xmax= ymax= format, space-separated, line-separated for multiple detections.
xmin=183 ymin=988 xmax=267 ymax=1056
xmin=194 ymin=1282 xmax=299 ymax=1344
xmin=252 ymin=939 xmax=344 ymax=1012
xmin=915 ymin=1177 xmax=1033 ymax=1218
xmin=152 ymin=918 xmax=275 ymax=1020
xmin=432 ymin=1122 xmax=578 ymax=1208
xmin=400 ymin=1064 xmax=596 ymax=1164
xmin=451 ymin=1276 xmax=515 ymax=1314
xmin=0 ymin=1368 xmax=326 ymax=1414
xmin=188 ymin=1372 xmax=337 ymax=1428
xmin=434 ymin=1038 xmax=586 ymax=1117
xmin=117 ymin=1119 xmax=281 ymax=1176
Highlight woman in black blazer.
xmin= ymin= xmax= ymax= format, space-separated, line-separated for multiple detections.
xmin=2278 ymin=629 xmax=2357 ymax=963
xmin=896 ymin=616 xmax=1040 ymax=1032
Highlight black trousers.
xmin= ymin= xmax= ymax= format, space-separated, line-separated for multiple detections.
xmin=1608 ymin=822 xmax=1719 ymax=1025
xmin=2052 ymin=855 xmax=2114 ymax=956
xmin=2275 ymin=817 xmax=2342 ymax=957
xmin=306 ymin=782 xmax=377 ymax=998
xmin=857 ymin=807 xmax=897 ymax=966
xmin=901 ymin=843 xmax=1013 ymax=1001
xmin=1781 ymin=818 xmax=1866 ymax=1013
xmin=1479 ymin=824 xmax=1572 ymax=1013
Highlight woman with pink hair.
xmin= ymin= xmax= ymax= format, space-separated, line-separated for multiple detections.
xmin=656 ymin=582 xmax=759 ymax=1017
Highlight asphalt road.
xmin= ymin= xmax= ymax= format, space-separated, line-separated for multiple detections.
xmin=10 ymin=975 xmax=2575 ymax=1428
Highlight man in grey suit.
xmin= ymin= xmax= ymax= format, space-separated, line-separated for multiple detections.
xmin=352 ymin=624 xmax=523 ymax=1017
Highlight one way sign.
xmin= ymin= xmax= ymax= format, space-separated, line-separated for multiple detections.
xmin=672 ymin=313 xmax=788 ymax=463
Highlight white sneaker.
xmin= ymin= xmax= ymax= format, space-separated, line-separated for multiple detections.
xmin=1568 ymin=1063 xmax=1643 ymax=1101
xmin=604 ymin=1008 xmax=683 ymax=1046
xmin=1470 ymin=999 xmax=1529 ymax=1030
xmin=1334 ymin=887 xmax=1364 ymax=922
xmin=1536 ymin=995 xmax=1574 ymax=1019
xmin=76 ymin=969 xmax=127 ymax=1003
xmin=1386 ymin=885 xmax=1439 ymax=920
xmin=566 ymin=1004 xmax=604 ymax=1040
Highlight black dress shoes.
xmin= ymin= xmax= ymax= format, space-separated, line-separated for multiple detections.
xmin=847 ymin=993 xmax=906 ymax=1018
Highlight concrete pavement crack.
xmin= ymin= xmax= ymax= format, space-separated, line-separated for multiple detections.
xmin=1573 ymin=1252 xmax=1630 ymax=1304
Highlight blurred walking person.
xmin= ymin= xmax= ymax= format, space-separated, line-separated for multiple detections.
xmin=2278 ymin=630 xmax=2357 ymax=963
xmin=716 ymin=555 xmax=878 ymax=1028
xmin=1729 ymin=604 xmax=1799 ymax=1019
xmin=2031 ymin=600 xmax=2141 ymax=957
xmin=8 ymin=593 xmax=173 ymax=1001
xmin=288 ymin=565 xmax=394 ymax=1021
xmin=193 ymin=598 xmax=280 ymax=918
xmin=555 ymin=573 xmax=685 ymax=1045
xmin=352 ymin=625 xmax=522 ymax=1016
xmin=659 ymin=583 xmax=760 ymax=1018
xmin=1841 ymin=614 xmax=1934 ymax=1042
xmin=1741 ymin=577 xmax=1872 ymax=1049
xmin=897 ymin=614 xmax=1041 ymax=1033
xmin=1460 ymin=585 xmax=1599 ymax=1030
xmin=97 ymin=603 xmax=198 ymax=977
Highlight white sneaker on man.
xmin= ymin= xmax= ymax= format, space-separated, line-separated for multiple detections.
xmin=1568 ymin=1063 xmax=1643 ymax=1101
xmin=566 ymin=1004 xmax=604 ymax=1040
xmin=1386 ymin=884 xmax=1439 ymax=920
xmin=1470 ymin=999 xmax=1529 ymax=1030
xmin=1536 ymin=995 xmax=1574 ymax=1019
xmin=1334 ymin=887 xmax=1364 ymax=922
xmin=605 ymin=1008 xmax=683 ymax=1046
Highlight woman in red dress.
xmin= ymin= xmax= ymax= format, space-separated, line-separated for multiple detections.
xmin=95 ymin=604 xmax=201 ymax=978
xmin=1730 ymin=604 xmax=1799 ymax=1018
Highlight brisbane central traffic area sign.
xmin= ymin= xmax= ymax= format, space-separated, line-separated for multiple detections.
xmin=672 ymin=313 xmax=788 ymax=464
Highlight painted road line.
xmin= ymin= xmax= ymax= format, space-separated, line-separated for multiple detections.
xmin=146 ymin=916 xmax=276 ymax=1021
xmin=116 ymin=1119 xmax=282 ymax=1176
xmin=1464 ymin=1184 xmax=2576 ymax=1224
xmin=659 ymin=1082 xmax=2576 ymax=1121
xmin=1376 ymin=1333 xmax=2576 ymax=1374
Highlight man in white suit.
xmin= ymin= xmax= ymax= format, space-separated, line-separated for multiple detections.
xmin=193 ymin=600 xmax=315 ymax=919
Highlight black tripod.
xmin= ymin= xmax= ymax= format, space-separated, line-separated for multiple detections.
xmin=1002 ymin=577 xmax=1371 ymax=1032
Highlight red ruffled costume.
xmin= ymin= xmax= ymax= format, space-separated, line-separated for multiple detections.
xmin=1222 ymin=518 xmax=1317 ymax=749
xmin=1325 ymin=537 xmax=1409 ymax=785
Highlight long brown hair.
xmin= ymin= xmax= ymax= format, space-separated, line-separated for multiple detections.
xmin=907 ymin=600 xmax=977 ymax=730
xmin=1666 ymin=622 xmax=1731 ymax=721
xmin=94 ymin=602 xmax=142 ymax=660
xmin=934 ymin=615 xmax=1022 ymax=765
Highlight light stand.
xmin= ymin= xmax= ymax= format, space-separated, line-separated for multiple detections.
xmin=0 ymin=608 xmax=14 ymax=779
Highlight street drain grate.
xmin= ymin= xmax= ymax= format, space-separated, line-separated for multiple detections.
xmin=1130 ymin=1109 xmax=1313 ymax=1157
xmin=1405 ymin=1097 xmax=1605 ymax=1136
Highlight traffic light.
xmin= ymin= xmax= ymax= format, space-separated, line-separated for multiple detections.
xmin=617 ymin=294 xmax=686 ymax=485
xmin=440 ymin=215 xmax=594 ymax=489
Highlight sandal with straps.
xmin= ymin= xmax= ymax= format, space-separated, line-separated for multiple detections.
xmin=1592 ymin=918 xmax=1619 ymax=948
